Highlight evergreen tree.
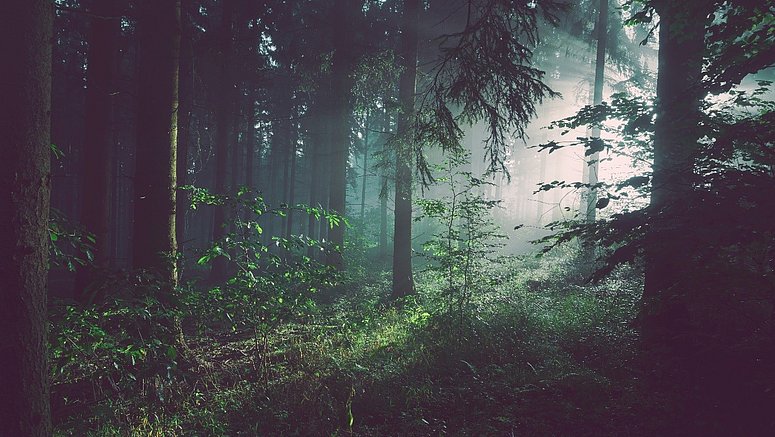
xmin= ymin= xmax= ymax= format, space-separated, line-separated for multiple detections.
xmin=0 ymin=0 xmax=54 ymax=434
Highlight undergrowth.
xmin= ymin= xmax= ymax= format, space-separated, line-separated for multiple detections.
xmin=52 ymin=250 xmax=649 ymax=436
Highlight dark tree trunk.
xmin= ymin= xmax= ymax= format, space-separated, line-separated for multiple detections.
xmin=132 ymin=0 xmax=181 ymax=285
xmin=360 ymin=111 xmax=370 ymax=222
xmin=75 ymin=0 xmax=118 ymax=298
xmin=245 ymin=97 xmax=257 ymax=190
xmin=326 ymin=0 xmax=361 ymax=270
xmin=210 ymin=0 xmax=235 ymax=282
xmin=0 ymin=0 xmax=53 ymax=434
xmin=307 ymin=96 xmax=328 ymax=259
xmin=642 ymin=1 xmax=709 ymax=345
xmin=379 ymin=108 xmax=391 ymax=259
xmin=392 ymin=0 xmax=420 ymax=299
xmin=286 ymin=126 xmax=298 ymax=240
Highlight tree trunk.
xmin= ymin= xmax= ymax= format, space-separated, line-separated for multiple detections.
xmin=360 ymin=111 xmax=371 ymax=222
xmin=308 ymin=96 xmax=328 ymax=260
xmin=0 ymin=1 xmax=53 ymax=434
xmin=642 ymin=1 xmax=709 ymax=345
xmin=392 ymin=0 xmax=420 ymax=299
xmin=210 ymin=0 xmax=235 ymax=282
xmin=326 ymin=0 xmax=361 ymax=270
xmin=379 ymin=109 xmax=391 ymax=259
xmin=582 ymin=0 xmax=608 ymax=223
xmin=132 ymin=0 xmax=181 ymax=286
xmin=74 ymin=0 xmax=118 ymax=298
xmin=286 ymin=126 xmax=298 ymax=240
xmin=176 ymin=0 xmax=194 ymax=263
xmin=267 ymin=72 xmax=293 ymax=246
xmin=245 ymin=96 xmax=257 ymax=190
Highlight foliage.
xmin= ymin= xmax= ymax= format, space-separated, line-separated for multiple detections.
xmin=49 ymin=271 xmax=184 ymax=420
xmin=535 ymin=82 xmax=775 ymax=285
xmin=52 ymin=249 xmax=654 ymax=436
xmin=183 ymin=186 xmax=342 ymax=335
xmin=416 ymin=151 xmax=506 ymax=326
xmin=49 ymin=208 xmax=96 ymax=272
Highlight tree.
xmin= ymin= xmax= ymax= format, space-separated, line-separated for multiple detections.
xmin=0 ymin=0 xmax=53 ymax=434
xmin=391 ymin=0 xmax=421 ymax=299
xmin=74 ymin=0 xmax=119 ymax=296
xmin=641 ymin=0 xmax=712 ymax=344
xmin=390 ymin=0 xmax=561 ymax=298
xmin=132 ymin=0 xmax=181 ymax=285
xmin=326 ymin=0 xmax=363 ymax=270
xmin=581 ymin=0 xmax=608 ymax=223
xmin=209 ymin=0 xmax=236 ymax=282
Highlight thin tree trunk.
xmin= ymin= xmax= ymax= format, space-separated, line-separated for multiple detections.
xmin=267 ymin=72 xmax=293 ymax=245
xmin=379 ymin=108 xmax=391 ymax=259
xmin=176 ymin=0 xmax=194 ymax=263
xmin=286 ymin=126 xmax=298 ymax=240
xmin=392 ymin=0 xmax=420 ymax=299
xmin=360 ymin=111 xmax=370 ymax=222
xmin=245 ymin=96 xmax=256 ymax=190
xmin=0 ymin=1 xmax=53 ymax=434
xmin=308 ymin=97 xmax=327 ymax=259
xmin=132 ymin=0 xmax=180 ymax=285
xmin=582 ymin=0 xmax=608 ymax=223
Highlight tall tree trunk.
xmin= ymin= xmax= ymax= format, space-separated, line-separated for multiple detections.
xmin=176 ymin=0 xmax=194 ymax=263
xmin=132 ymin=0 xmax=181 ymax=285
xmin=245 ymin=95 xmax=257 ymax=190
xmin=267 ymin=73 xmax=293 ymax=245
xmin=286 ymin=126 xmax=298 ymax=240
xmin=581 ymin=0 xmax=608 ymax=223
xmin=210 ymin=0 xmax=235 ymax=282
xmin=392 ymin=0 xmax=420 ymax=299
xmin=642 ymin=1 xmax=709 ymax=345
xmin=307 ymin=97 xmax=327 ymax=259
xmin=379 ymin=109 xmax=391 ymax=259
xmin=360 ymin=111 xmax=370 ymax=222
xmin=0 ymin=1 xmax=53 ymax=434
xmin=74 ymin=0 xmax=118 ymax=298
xmin=326 ymin=0 xmax=361 ymax=270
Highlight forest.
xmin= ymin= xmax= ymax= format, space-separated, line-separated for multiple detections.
xmin=1 ymin=0 xmax=774 ymax=435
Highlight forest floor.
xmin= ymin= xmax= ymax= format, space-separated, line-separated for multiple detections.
xmin=52 ymin=251 xmax=775 ymax=436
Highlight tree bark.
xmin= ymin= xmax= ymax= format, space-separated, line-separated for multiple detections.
xmin=379 ymin=108 xmax=391 ymax=259
xmin=210 ymin=0 xmax=235 ymax=282
xmin=392 ymin=0 xmax=420 ymax=299
xmin=642 ymin=1 xmax=709 ymax=345
xmin=132 ymin=0 xmax=181 ymax=285
xmin=326 ymin=0 xmax=361 ymax=270
xmin=360 ymin=111 xmax=371 ymax=222
xmin=0 ymin=0 xmax=53 ymax=434
xmin=176 ymin=0 xmax=194 ymax=263
xmin=582 ymin=0 xmax=608 ymax=223
xmin=74 ymin=0 xmax=118 ymax=298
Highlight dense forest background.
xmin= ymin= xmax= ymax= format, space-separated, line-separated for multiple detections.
xmin=2 ymin=0 xmax=775 ymax=435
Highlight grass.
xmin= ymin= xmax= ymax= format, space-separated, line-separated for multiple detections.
xmin=50 ymin=252 xmax=674 ymax=436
